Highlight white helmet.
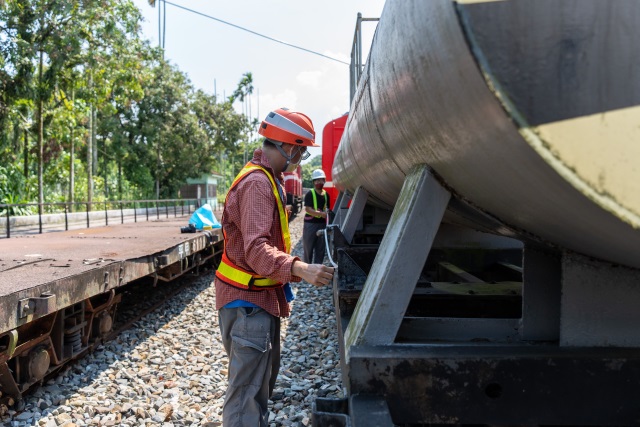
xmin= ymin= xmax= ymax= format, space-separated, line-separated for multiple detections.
xmin=311 ymin=169 xmax=326 ymax=180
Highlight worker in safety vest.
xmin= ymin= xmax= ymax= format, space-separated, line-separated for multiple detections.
xmin=303 ymin=169 xmax=331 ymax=264
xmin=214 ymin=107 xmax=334 ymax=427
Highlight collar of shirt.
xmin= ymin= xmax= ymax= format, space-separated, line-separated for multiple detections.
xmin=253 ymin=148 xmax=285 ymax=203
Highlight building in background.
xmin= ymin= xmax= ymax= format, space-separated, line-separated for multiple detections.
xmin=180 ymin=172 xmax=223 ymax=210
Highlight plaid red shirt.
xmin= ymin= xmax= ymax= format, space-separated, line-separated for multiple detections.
xmin=214 ymin=149 xmax=300 ymax=317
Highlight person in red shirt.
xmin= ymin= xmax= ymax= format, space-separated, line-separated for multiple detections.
xmin=215 ymin=108 xmax=334 ymax=427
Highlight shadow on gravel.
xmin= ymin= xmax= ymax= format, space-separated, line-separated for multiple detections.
xmin=4 ymin=269 xmax=218 ymax=426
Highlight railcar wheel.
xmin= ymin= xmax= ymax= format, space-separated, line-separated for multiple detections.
xmin=27 ymin=346 xmax=50 ymax=382
xmin=94 ymin=311 xmax=113 ymax=337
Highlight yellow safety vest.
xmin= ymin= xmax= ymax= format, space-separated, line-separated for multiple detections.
xmin=307 ymin=189 xmax=328 ymax=219
xmin=215 ymin=162 xmax=291 ymax=290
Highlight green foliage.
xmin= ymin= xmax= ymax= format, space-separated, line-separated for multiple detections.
xmin=0 ymin=0 xmax=250 ymax=207
xmin=302 ymin=155 xmax=323 ymax=188
xmin=0 ymin=164 xmax=36 ymax=215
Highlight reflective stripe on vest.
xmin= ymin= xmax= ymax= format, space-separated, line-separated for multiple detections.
xmin=307 ymin=189 xmax=328 ymax=218
xmin=215 ymin=162 xmax=291 ymax=290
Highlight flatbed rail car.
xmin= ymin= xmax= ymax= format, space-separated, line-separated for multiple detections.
xmin=0 ymin=219 xmax=223 ymax=404
xmin=314 ymin=0 xmax=640 ymax=425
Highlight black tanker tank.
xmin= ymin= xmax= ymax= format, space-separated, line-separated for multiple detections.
xmin=332 ymin=0 xmax=640 ymax=269
xmin=315 ymin=1 xmax=640 ymax=426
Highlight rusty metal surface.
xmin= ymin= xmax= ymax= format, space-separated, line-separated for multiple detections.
xmin=348 ymin=344 xmax=640 ymax=425
xmin=0 ymin=219 xmax=222 ymax=334
xmin=333 ymin=0 xmax=640 ymax=269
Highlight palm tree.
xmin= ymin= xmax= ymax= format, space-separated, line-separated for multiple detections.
xmin=228 ymin=73 xmax=255 ymax=163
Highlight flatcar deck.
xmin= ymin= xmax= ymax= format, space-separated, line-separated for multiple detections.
xmin=0 ymin=219 xmax=223 ymax=335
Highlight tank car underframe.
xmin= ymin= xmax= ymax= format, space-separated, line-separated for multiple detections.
xmin=314 ymin=165 xmax=640 ymax=426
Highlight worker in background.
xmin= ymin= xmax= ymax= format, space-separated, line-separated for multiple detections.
xmin=303 ymin=169 xmax=331 ymax=264
xmin=214 ymin=107 xmax=334 ymax=427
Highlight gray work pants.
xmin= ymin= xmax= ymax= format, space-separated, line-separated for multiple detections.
xmin=219 ymin=307 xmax=281 ymax=427
xmin=303 ymin=221 xmax=327 ymax=264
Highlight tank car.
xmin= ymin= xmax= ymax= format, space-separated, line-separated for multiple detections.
xmin=283 ymin=164 xmax=303 ymax=217
xmin=314 ymin=0 xmax=640 ymax=425
xmin=321 ymin=113 xmax=348 ymax=211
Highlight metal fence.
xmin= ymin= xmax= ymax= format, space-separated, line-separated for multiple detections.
xmin=0 ymin=198 xmax=219 ymax=238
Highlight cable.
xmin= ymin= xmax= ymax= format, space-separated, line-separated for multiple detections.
xmin=162 ymin=1 xmax=349 ymax=65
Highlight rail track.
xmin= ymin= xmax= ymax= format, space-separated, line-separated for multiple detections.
xmin=0 ymin=217 xmax=224 ymax=412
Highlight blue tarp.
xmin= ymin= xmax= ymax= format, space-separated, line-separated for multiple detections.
xmin=189 ymin=203 xmax=221 ymax=229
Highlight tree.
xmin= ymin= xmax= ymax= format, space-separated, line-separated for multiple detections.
xmin=76 ymin=0 xmax=148 ymax=204
xmin=302 ymin=155 xmax=323 ymax=188
xmin=228 ymin=72 xmax=255 ymax=165
xmin=0 ymin=0 xmax=250 ymax=208
xmin=0 ymin=0 xmax=147 ymax=208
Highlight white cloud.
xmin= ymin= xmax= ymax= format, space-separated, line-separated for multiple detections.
xmin=324 ymin=50 xmax=351 ymax=65
xmin=255 ymin=89 xmax=298 ymax=119
xmin=296 ymin=70 xmax=323 ymax=89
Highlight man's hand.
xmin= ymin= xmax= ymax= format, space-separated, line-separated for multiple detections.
xmin=286 ymin=204 xmax=293 ymax=214
xmin=292 ymin=260 xmax=334 ymax=287
xmin=305 ymin=206 xmax=327 ymax=219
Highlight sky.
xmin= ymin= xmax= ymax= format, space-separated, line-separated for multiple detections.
xmin=131 ymin=0 xmax=386 ymax=159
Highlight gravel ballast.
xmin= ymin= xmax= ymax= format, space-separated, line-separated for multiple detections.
xmin=3 ymin=213 xmax=343 ymax=426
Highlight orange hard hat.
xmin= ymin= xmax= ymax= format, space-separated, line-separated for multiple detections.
xmin=258 ymin=107 xmax=318 ymax=147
